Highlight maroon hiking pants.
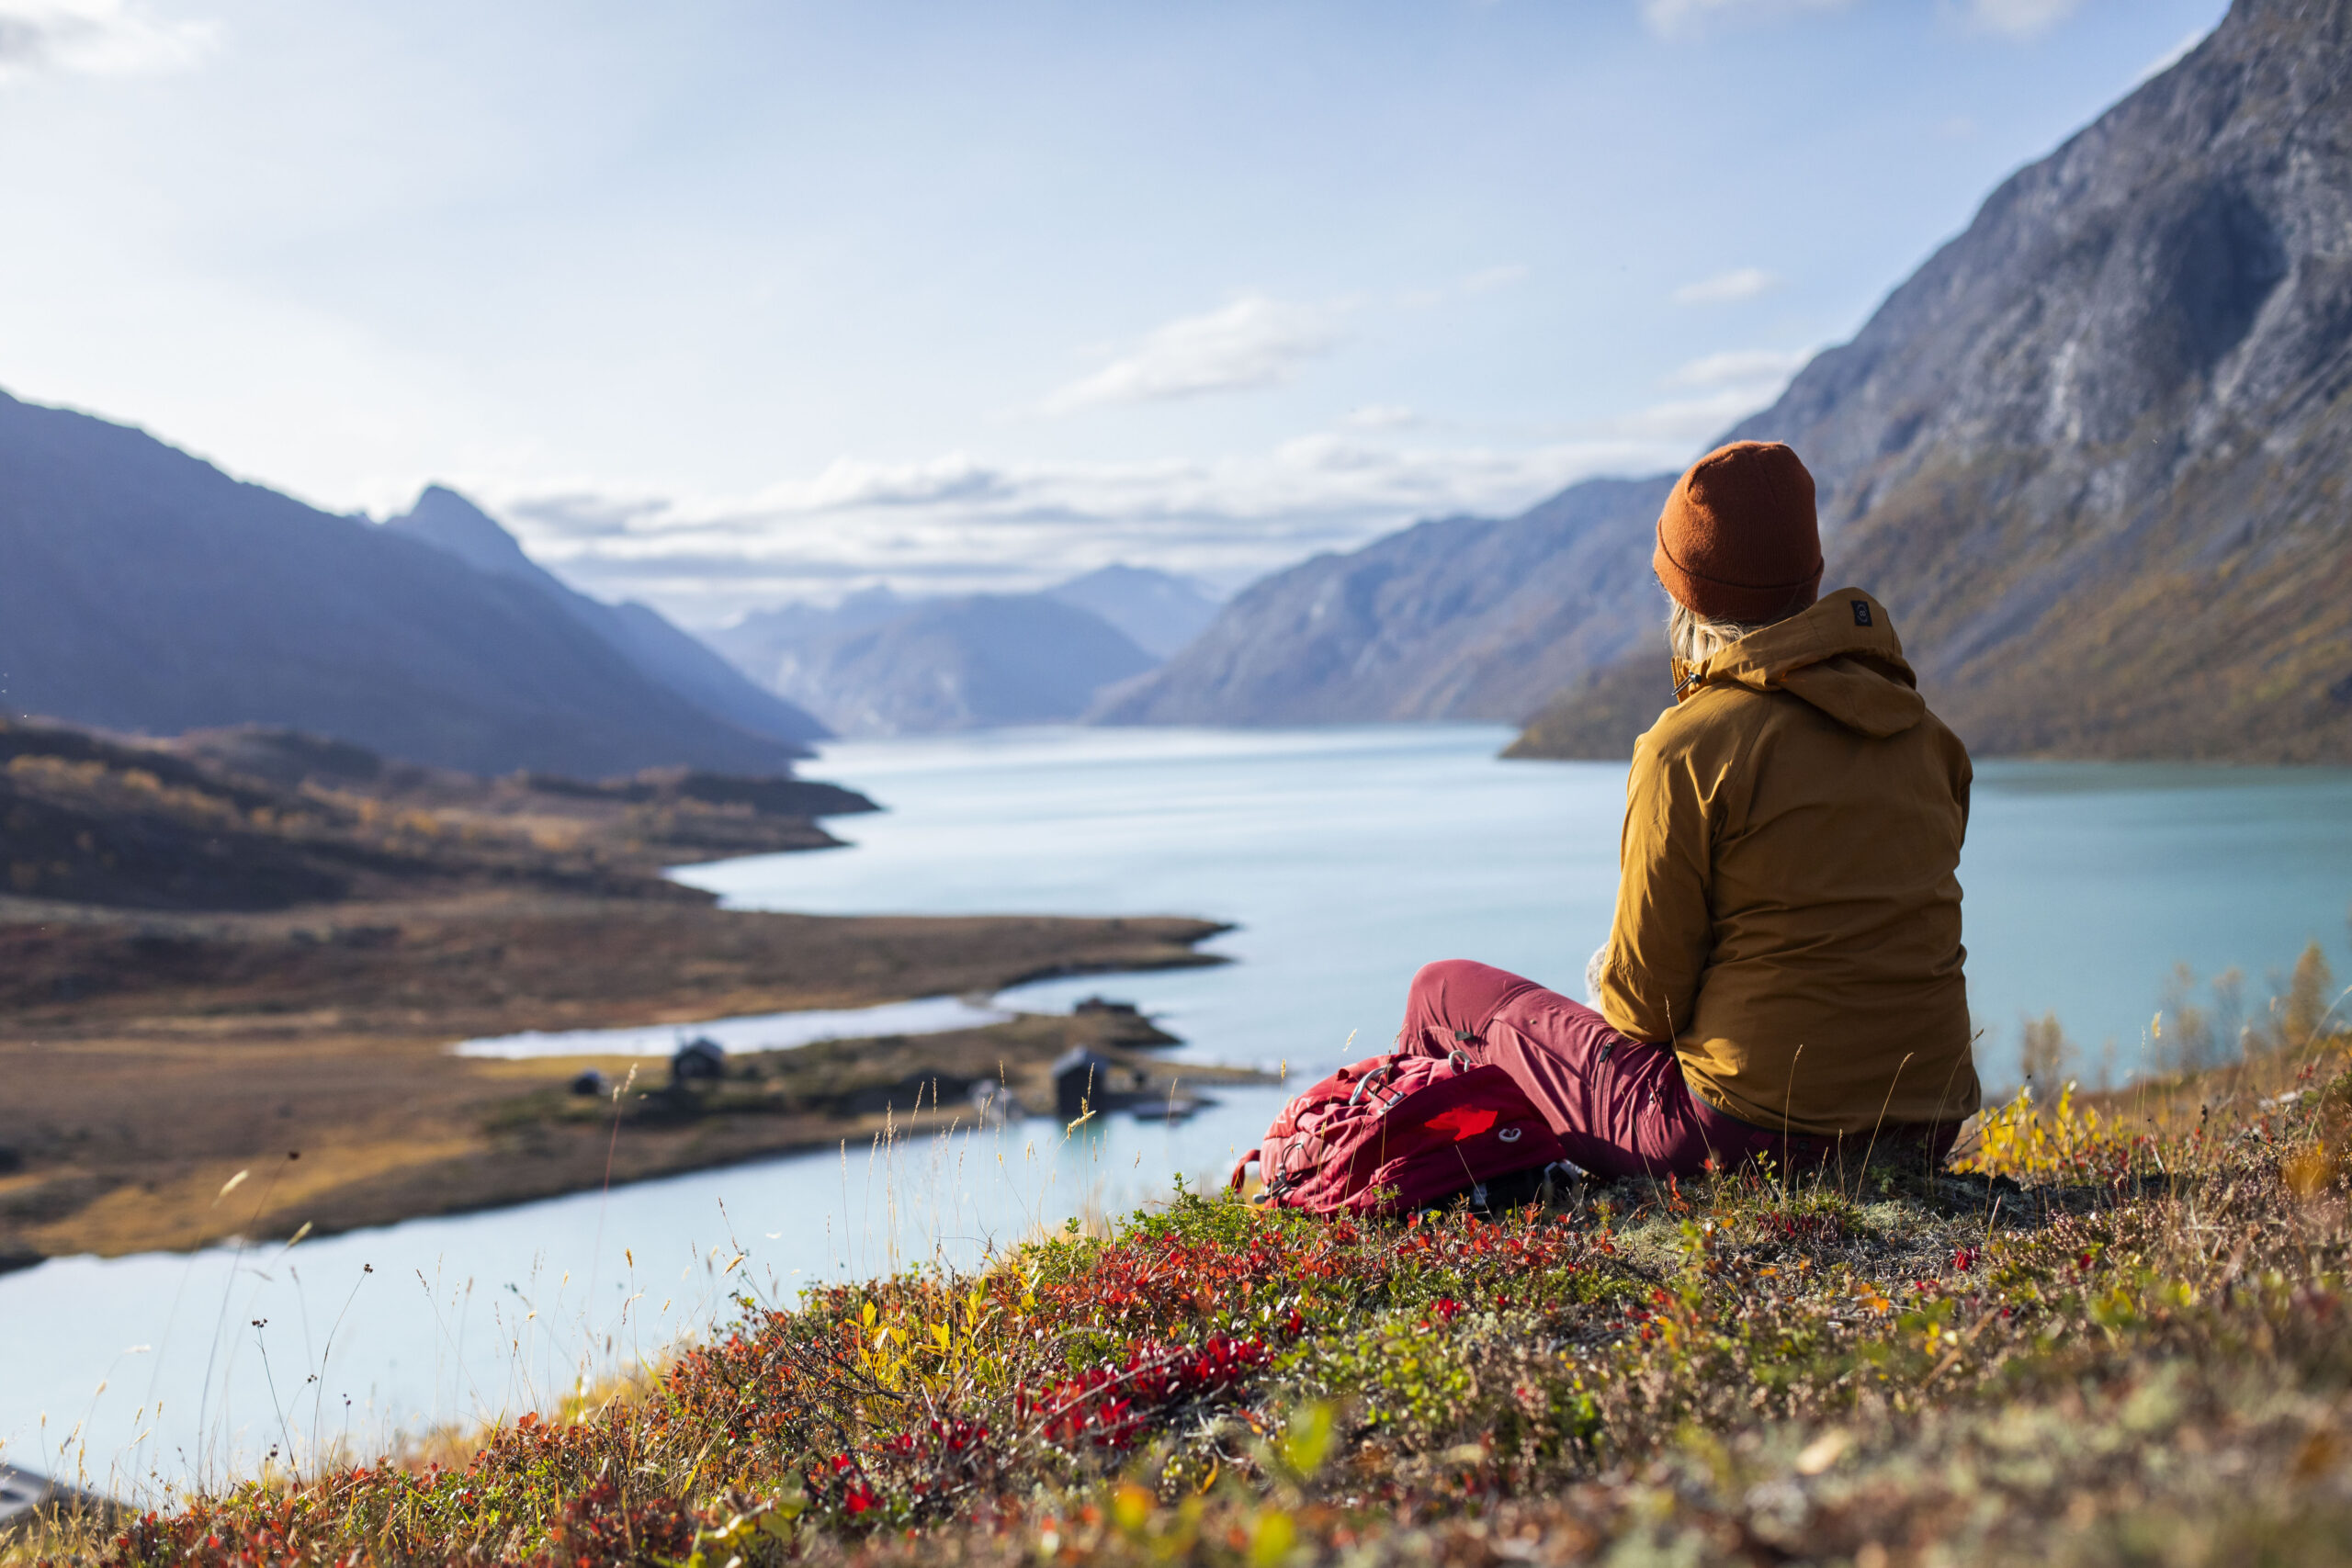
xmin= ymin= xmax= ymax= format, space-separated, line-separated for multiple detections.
xmin=1393 ymin=960 xmax=1954 ymax=1180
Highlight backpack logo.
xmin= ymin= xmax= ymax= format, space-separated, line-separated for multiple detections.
xmin=1851 ymin=600 xmax=1873 ymax=627
xmin=1232 ymin=1054 xmax=1566 ymax=1215
xmin=1424 ymin=1104 xmax=1499 ymax=1141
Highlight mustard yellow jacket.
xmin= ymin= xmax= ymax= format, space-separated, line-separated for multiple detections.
xmin=1595 ymin=588 xmax=1980 ymax=1134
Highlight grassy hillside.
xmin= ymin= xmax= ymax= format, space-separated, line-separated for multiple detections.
xmin=25 ymin=1010 xmax=2350 ymax=1565
xmin=1830 ymin=447 xmax=2352 ymax=763
xmin=0 ymin=716 xmax=1230 ymax=1263
xmin=0 ymin=718 xmax=870 ymax=910
xmin=1500 ymin=652 xmax=1669 ymax=763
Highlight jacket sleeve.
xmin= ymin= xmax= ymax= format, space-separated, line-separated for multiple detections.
xmin=1596 ymin=735 xmax=1713 ymax=1043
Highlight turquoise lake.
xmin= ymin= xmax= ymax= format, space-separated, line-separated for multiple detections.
xmin=686 ymin=725 xmax=2352 ymax=1085
xmin=6 ymin=725 xmax=2347 ymax=1493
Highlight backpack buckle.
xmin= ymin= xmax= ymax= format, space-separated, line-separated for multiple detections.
xmin=1255 ymin=1141 xmax=1316 ymax=1204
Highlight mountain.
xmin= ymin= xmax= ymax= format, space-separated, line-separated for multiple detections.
xmin=713 ymin=581 xmax=1165 ymax=735
xmin=723 ymin=593 xmax=1157 ymax=735
xmin=1684 ymin=0 xmax=2352 ymax=763
xmin=0 ymin=391 xmax=809 ymax=777
xmin=1044 ymin=565 xmax=1223 ymax=659
xmin=1090 ymin=478 xmax=1671 ymax=726
xmin=1519 ymin=0 xmax=2352 ymax=761
xmin=712 ymin=586 xmax=918 ymax=675
xmin=383 ymin=485 xmax=827 ymax=750
xmin=1499 ymin=653 xmax=1676 ymax=761
xmin=1110 ymin=0 xmax=2352 ymax=764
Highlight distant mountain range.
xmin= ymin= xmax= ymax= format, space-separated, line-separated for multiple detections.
xmin=1046 ymin=565 xmax=1223 ymax=660
xmin=714 ymin=567 xmax=1217 ymax=735
xmin=15 ymin=0 xmax=2337 ymax=768
xmin=1090 ymin=479 xmax=1671 ymax=728
xmin=1111 ymin=0 xmax=2352 ymax=764
xmin=0 ymin=392 xmax=826 ymax=776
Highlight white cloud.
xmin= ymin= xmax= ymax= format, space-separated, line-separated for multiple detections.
xmin=0 ymin=0 xmax=216 ymax=79
xmin=1961 ymin=0 xmax=2085 ymax=39
xmin=1640 ymin=0 xmax=1854 ymax=43
xmin=1344 ymin=403 xmax=1420 ymax=430
xmin=492 ymin=428 xmax=1687 ymax=624
xmin=1621 ymin=346 xmax=1814 ymax=446
xmin=1671 ymin=267 xmax=1779 ymax=306
xmin=782 ymin=452 xmax=1015 ymax=511
xmin=1615 ymin=389 xmax=1776 ymax=445
xmin=1039 ymin=294 xmax=1340 ymax=414
xmin=1664 ymin=347 xmax=1811 ymax=389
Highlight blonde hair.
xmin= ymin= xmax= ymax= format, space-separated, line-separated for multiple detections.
xmin=1668 ymin=599 xmax=1774 ymax=666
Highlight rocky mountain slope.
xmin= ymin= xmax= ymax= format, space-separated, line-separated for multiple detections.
xmin=1090 ymin=478 xmax=1670 ymax=726
xmin=384 ymin=486 xmax=826 ymax=749
xmin=0 ymin=392 xmax=811 ymax=776
xmin=1692 ymin=0 xmax=2352 ymax=762
xmin=1118 ymin=0 xmax=2352 ymax=763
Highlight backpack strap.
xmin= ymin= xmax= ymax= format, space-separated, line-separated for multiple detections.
xmin=1227 ymin=1148 xmax=1260 ymax=1192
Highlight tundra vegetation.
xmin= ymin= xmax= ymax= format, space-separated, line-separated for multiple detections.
xmin=0 ymin=716 xmax=1229 ymax=1261
xmin=11 ymin=950 xmax=2350 ymax=1567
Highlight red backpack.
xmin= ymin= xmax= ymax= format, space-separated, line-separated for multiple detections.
xmin=1227 ymin=1050 xmax=1569 ymax=1216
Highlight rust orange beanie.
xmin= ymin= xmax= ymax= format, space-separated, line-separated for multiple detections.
xmin=1652 ymin=440 xmax=1823 ymax=623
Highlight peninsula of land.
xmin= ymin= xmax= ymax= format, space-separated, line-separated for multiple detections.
xmin=0 ymin=720 xmax=1241 ymax=1265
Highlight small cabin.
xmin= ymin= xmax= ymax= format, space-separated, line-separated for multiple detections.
xmin=1051 ymin=1048 xmax=1114 ymax=1122
xmin=0 ymin=1461 xmax=109 ymax=1536
xmin=671 ymin=1037 xmax=726 ymax=1085
xmin=1072 ymin=996 xmax=1139 ymax=1018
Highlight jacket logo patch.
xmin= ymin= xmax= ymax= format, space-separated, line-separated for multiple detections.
xmin=1850 ymin=600 xmax=1873 ymax=626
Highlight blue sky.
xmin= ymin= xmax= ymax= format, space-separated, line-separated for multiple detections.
xmin=0 ymin=0 xmax=2228 ymax=623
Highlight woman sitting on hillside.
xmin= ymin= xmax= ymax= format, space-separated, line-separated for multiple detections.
xmin=1396 ymin=440 xmax=1980 ymax=1176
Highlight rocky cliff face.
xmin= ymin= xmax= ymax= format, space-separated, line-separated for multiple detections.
xmin=1700 ymin=0 xmax=2352 ymax=761
xmin=1119 ymin=0 xmax=2352 ymax=761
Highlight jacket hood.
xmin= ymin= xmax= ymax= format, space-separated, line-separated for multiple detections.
xmin=1674 ymin=587 xmax=1926 ymax=739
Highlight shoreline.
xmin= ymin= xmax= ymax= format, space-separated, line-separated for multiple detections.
xmin=0 ymin=895 xmax=1241 ymax=1265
